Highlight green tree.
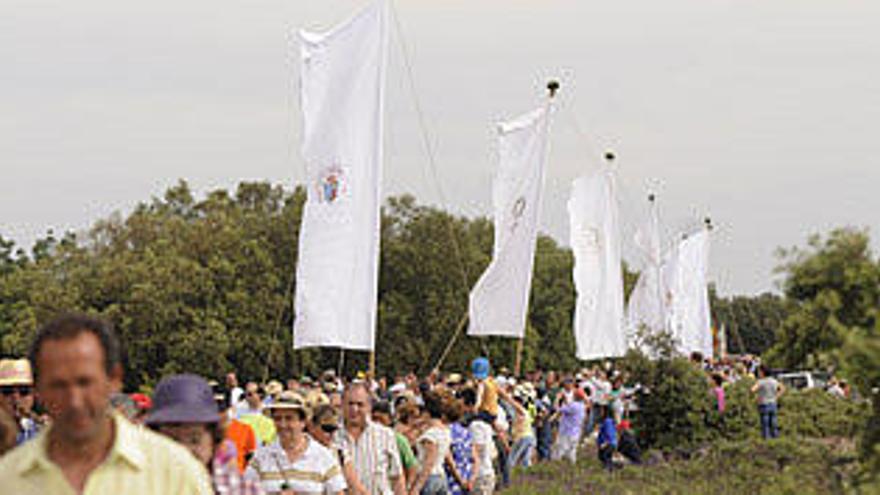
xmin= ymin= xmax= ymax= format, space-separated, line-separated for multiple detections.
xmin=766 ymin=228 xmax=879 ymax=370
xmin=711 ymin=290 xmax=788 ymax=355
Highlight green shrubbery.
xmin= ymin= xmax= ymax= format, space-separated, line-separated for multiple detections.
xmin=621 ymin=349 xmax=870 ymax=453
xmin=505 ymin=437 xmax=848 ymax=495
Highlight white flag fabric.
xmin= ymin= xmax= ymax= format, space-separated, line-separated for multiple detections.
xmin=293 ymin=1 xmax=388 ymax=350
xmin=569 ymin=167 xmax=627 ymax=360
xmin=665 ymin=229 xmax=712 ymax=358
xmin=626 ymin=199 xmax=667 ymax=340
xmin=468 ymin=107 xmax=551 ymax=338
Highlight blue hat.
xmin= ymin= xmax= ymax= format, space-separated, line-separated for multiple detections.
xmin=145 ymin=374 xmax=221 ymax=425
xmin=472 ymin=357 xmax=490 ymax=380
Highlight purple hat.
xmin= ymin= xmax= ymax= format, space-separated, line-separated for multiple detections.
xmin=145 ymin=374 xmax=221 ymax=425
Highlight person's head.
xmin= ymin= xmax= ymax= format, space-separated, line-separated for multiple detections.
xmin=0 ymin=358 xmax=34 ymax=418
xmin=471 ymin=357 xmax=490 ymax=381
xmin=573 ymin=388 xmax=587 ymax=403
xmin=225 ymin=372 xmax=238 ymax=389
xmin=443 ymin=396 xmax=464 ymax=424
xmin=343 ymin=382 xmax=371 ymax=429
xmin=395 ymin=402 xmax=420 ymax=427
xmin=562 ymin=377 xmax=575 ymax=391
xmin=309 ymin=404 xmax=339 ymax=447
xmin=328 ymin=391 xmax=343 ymax=410
xmin=265 ymin=380 xmax=284 ymax=400
xmin=267 ymin=391 xmax=309 ymax=446
xmin=110 ymin=393 xmax=137 ymax=420
xmin=459 ymin=388 xmax=478 ymax=413
xmin=423 ymin=391 xmax=445 ymax=420
xmin=28 ymin=313 xmax=123 ymax=446
xmin=758 ymin=365 xmax=769 ymax=378
xmin=145 ymin=374 xmax=222 ymax=466
xmin=130 ymin=393 xmax=152 ymax=423
xmin=712 ymin=373 xmax=724 ymax=387
xmin=244 ymin=382 xmax=262 ymax=408
xmin=371 ymin=400 xmax=393 ymax=427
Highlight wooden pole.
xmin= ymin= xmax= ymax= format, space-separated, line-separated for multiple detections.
xmin=337 ymin=349 xmax=345 ymax=378
xmin=514 ymin=337 xmax=524 ymax=377
xmin=368 ymin=351 xmax=376 ymax=378
xmin=432 ymin=313 xmax=469 ymax=374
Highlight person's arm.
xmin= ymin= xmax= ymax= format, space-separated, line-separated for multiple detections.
xmin=444 ymin=452 xmax=467 ymax=490
xmin=391 ymin=474 xmax=406 ymax=495
xmin=409 ymin=439 xmax=438 ymax=495
xmin=777 ymin=380 xmax=786 ymax=398
xmin=387 ymin=432 xmax=406 ymax=495
xmin=468 ymin=442 xmax=480 ymax=489
xmin=342 ymin=461 xmax=369 ymax=495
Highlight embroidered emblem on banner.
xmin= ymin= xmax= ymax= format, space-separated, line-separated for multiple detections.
xmin=315 ymin=165 xmax=348 ymax=204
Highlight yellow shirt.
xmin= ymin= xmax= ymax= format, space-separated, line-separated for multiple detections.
xmin=0 ymin=412 xmax=213 ymax=495
xmin=237 ymin=412 xmax=277 ymax=446
xmin=478 ymin=378 xmax=499 ymax=416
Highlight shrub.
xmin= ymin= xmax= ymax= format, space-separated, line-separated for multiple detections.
xmin=621 ymin=348 xmax=870 ymax=452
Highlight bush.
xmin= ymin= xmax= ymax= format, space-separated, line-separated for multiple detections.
xmin=621 ymin=348 xmax=870 ymax=452
xmin=504 ymin=437 xmax=848 ymax=495
xmin=622 ymin=350 xmax=715 ymax=450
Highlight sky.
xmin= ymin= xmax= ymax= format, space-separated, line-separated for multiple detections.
xmin=2 ymin=0 xmax=879 ymax=296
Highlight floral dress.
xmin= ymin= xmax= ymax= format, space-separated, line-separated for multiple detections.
xmin=445 ymin=421 xmax=474 ymax=495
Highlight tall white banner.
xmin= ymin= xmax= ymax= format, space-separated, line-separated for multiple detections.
xmin=626 ymin=199 xmax=667 ymax=341
xmin=666 ymin=229 xmax=712 ymax=358
xmin=468 ymin=107 xmax=550 ymax=338
xmin=293 ymin=1 xmax=388 ymax=350
xmin=569 ymin=167 xmax=627 ymax=360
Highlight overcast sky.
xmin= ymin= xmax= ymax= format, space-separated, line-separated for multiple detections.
xmin=2 ymin=0 xmax=879 ymax=295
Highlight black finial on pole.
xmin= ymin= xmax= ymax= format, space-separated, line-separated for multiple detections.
xmin=547 ymin=80 xmax=560 ymax=98
xmin=604 ymin=150 xmax=616 ymax=163
xmin=704 ymin=217 xmax=713 ymax=230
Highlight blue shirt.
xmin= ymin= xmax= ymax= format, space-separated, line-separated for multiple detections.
xmin=558 ymin=401 xmax=586 ymax=438
xmin=597 ymin=418 xmax=617 ymax=448
xmin=15 ymin=417 xmax=39 ymax=445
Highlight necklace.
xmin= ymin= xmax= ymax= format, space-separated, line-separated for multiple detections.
xmin=284 ymin=435 xmax=309 ymax=462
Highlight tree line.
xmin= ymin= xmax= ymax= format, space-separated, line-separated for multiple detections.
xmin=0 ymin=180 xmax=874 ymax=388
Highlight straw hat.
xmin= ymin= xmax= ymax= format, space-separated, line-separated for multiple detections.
xmin=265 ymin=380 xmax=284 ymax=396
xmin=266 ymin=391 xmax=309 ymax=416
xmin=0 ymin=359 xmax=33 ymax=387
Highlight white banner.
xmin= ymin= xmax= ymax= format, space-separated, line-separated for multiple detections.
xmin=293 ymin=1 xmax=388 ymax=350
xmin=666 ymin=229 xmax=712 ymax=358
xmin=569 ymin=167 xmax=627 ymax=360
xmin=626 ymin=199 xmax=667 ymax=341
xmin=468 ymin=107 xmax=550 ymax=338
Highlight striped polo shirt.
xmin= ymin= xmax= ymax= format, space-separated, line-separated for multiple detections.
xmin=333 ymin=420 xmax=403 ymax=495
xmin=245 ymin=437 xmax=346 ymax=494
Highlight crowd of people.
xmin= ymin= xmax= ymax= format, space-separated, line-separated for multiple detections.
xmin=0 ymin=313 xmax=853 ymax=494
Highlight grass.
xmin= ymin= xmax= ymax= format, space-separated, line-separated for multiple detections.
xmin=502 ymin=437 xmax=861 ymax=495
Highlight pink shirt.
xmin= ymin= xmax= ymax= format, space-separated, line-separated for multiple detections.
xmin=713 ymin=386 xmax=726 ymax=413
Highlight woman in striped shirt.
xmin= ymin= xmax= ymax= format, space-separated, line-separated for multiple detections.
xmin=245 ymin=392 xmax=346 ymax=495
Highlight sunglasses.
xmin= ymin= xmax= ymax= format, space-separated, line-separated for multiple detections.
xmin=0 ymin=386 xmax=32 ymax=396
xmin=320 ymin=424 xmax=338 ymax=433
